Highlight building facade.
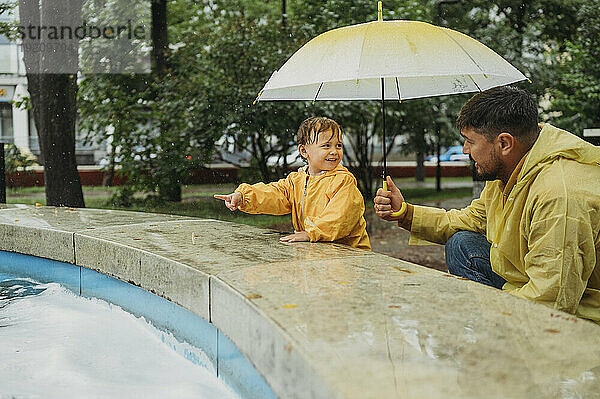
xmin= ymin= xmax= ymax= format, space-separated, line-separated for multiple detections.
xmin=0 ymin=30 xmax=30 ymax=152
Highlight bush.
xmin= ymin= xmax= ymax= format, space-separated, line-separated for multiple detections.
xmin=4 ymin=144 xmax=37 ymax=188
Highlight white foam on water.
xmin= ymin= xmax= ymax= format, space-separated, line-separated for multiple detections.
xmin=0 ymin=278 xmax=240 ymax=399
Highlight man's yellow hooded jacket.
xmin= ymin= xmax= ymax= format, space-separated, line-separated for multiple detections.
xmin=235 ymin=164 xmax=371 ymax=251
xmin=409 ymin=124 xmax=600 ymax=323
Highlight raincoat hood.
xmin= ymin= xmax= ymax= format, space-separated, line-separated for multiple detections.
xmin=520 ymin=123 xmax=600 ymax=182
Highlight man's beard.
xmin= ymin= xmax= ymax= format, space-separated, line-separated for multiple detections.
xmin=470 ymin=154 xmax=502 ymax=181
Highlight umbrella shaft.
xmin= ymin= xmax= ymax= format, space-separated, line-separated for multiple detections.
xmin=381 ymin=78 xmax=387 ymax=179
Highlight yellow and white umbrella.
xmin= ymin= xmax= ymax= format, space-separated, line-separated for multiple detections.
xmin=256 ymin=2 xmax=527 ymax=199
xmin=257 ymin=5 xmax=526 ymax=101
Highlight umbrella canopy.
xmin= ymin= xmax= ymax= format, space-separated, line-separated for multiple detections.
xmin=255 ymin=4 xmax=528 ymax=204
xmin=256 ymin=19 xmax=527 ymax=102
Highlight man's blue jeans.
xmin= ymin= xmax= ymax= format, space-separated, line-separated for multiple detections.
xmin=445 ymin=231 xmax=506 ymax=289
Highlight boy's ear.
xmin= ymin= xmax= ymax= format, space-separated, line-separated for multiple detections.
xmin=298 ymin=144 xmax=307 ymax=158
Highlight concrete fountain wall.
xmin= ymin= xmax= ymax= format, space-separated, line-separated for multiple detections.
xmin=0 ymin=204 xmax=599 ymax=398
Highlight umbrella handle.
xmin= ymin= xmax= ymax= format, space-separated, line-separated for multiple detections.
xmin=390 ymin=203 xmax=407 ymax=217
xmin=382 ymin=178 xmax=407 ymax=217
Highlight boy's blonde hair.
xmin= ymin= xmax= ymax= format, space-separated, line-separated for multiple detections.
xmin=297 ymin=116 xmax=342 ymax=146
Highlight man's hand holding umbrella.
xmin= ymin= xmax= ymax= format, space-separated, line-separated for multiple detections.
xmin=374 ymin=176 xmax=407 ymax=221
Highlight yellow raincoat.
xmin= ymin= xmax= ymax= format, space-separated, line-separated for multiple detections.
xmin=409 ymin=124 xmax=600 ymax=323
xmin=235 ymin=164 xmax=371 ymax=250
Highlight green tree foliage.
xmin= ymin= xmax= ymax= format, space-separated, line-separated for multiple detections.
xmin=433 ymin=0 xmax=586 ymax=116
xmin=548 ymin=0 xmax=600 ymax=133
xmin=78 ymin=0 xmax=213 ymax=205
xmin=79 ymin=0 xmax=308 ymax=205
xmin=78 ymin=0 xmax=595 ymax=204
xmin=290 ymin=0 xmax=459 ymax=194
xmin=188 ymin=0 xmax=310 ymax=183
xmin=0 ymin=1 xmax=16 ymax=38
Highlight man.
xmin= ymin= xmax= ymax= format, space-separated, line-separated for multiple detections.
xmin=374 ymin=86 xmax=600 ymax=324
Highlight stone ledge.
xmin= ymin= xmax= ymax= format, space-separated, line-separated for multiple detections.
xmin=0 ymin=205 xmax=599 ymax=398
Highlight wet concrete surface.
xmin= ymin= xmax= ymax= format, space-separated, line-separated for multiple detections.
xmin=0 ymin=205 xmax=598 ymax=399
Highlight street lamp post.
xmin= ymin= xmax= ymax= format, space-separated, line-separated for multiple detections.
xmin=0 ymin=141 xmax=6 ymax=203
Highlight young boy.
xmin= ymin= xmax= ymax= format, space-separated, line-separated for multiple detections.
xmin=214 ymin=116 xmax=371 ymax=250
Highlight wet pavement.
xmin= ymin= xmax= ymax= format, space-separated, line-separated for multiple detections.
xmin=0 ymin=205 xmax=598 ymax=399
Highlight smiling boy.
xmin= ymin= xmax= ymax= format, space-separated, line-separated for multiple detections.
xmin=214 ymin=116 xmax=371 ymax=250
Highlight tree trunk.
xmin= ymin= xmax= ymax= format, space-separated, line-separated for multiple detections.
xmin=281 ymin=0 xmax=287 ymax=27
xmin=35 ymin=74 xmax=84 ymax=206
xmin=151 ymin=0 xmax=180 ymax=202
xmin=19 ymin=0 xmax=84 ymax=207
xmin=151 ymin=0 xmax=169 ymax=77
xmin=103 ymin=152 xmax=115 ymax=187
xmin=416 ymin=151 xmax=425 ymax=182
xmin=345 ymin=125 xmax=374 ymax=200
xmin=415 ymin=132 xmax=426 ymax=182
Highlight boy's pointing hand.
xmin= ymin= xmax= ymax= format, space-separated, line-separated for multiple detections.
xmin=214 ymin=192 xmax=242 ymax=211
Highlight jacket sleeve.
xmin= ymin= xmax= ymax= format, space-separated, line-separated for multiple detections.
xmin=408 ymin=184 xmax=489 ymax=245
xmin=304 ymin=174 xmax=365 ymax=242
xmin=235 ymin=176 xmax=293 ymax=215
xmin=509 ymin=186 xmax=596 ymax=314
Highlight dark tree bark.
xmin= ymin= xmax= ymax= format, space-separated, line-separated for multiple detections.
xmin=415 ymin=132 xmax=426 ymax=182
xmin=343 ymin=116 xmax=379 ymax=200
xmin=151 ymin=0 xmax=169 ymax=78
xmin=151 ymin=0 xmax=181 ymax=201
xmin=18 ymin=0 xmax=85 ymax=207
xmin=281 ymin=0 xmax=287 ymax=27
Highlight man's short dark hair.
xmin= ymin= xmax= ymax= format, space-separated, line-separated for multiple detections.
xmin=456 ymin=86 xmax=539 ymax=145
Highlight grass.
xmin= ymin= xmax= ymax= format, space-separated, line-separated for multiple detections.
xmin=6 ymin=180 xmax=472 ymax=230
xmin=399 ymin=186 xmax=471 ymax=202
xmin=392 ymin=176 xmax=471 ymax=183
xmin=6 ymin=183 xmax=288 ymax=229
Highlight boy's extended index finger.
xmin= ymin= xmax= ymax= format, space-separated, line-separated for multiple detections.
xmin=213 ymin=194 xmax=229 ymax=201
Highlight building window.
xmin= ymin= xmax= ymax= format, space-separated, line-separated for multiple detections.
xmin=0 ymin=102 xmax=14 ymax=143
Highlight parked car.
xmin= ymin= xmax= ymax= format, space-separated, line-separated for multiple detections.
xmin=426 ymin=145 xmax=469 ymax=162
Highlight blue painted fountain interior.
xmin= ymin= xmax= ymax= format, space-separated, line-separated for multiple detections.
xmin=0 ymin=250 xmax=277 ymax=399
